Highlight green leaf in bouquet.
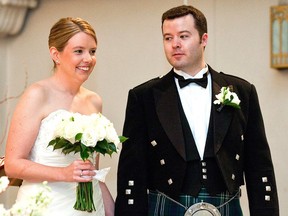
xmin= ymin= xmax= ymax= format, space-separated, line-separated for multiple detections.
xmin=119 ymin=136 xmax=128 ymax=143
xmin=108 ymin=143 xmax=117 ymax=154
xmin=48 ymin=137 xmax=62 ymax=147
xmin=62 ymin=143 xmax=77 ymax=155
xmin=100 ymin=140 xmax=109 ymax=149
xmin=71 ymin=142 xmax=81 ymax=154
xmin=75 ymin=133 xmax=82 ymax=141
xmin=80 ymin=143 xmax=90 ymax=161
xmin=93 ymin=140 xmax=108 ymax=155
xmin=48 ymin=139 xmax=57 ymax=147
xmin=53 ymin=138 xmax=70 ymax=150
xmin=87 ymin=147 xmax=95 ymax=155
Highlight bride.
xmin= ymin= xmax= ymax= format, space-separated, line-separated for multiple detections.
xmin=4 ymin=17 xmax=114 ymax=216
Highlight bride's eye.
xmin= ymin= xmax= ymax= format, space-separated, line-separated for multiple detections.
xmin=90 ymin=49 xmax=96 ymax=56
xmin=74 ymin=50 xmax=83 ymax=54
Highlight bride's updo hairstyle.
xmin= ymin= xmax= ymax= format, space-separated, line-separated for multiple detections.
xmin=48 ymin=17 xmax=97 ymax=67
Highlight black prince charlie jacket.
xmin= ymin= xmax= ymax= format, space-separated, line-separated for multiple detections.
xmin=115 ymin=66 xmax=279 ymax=216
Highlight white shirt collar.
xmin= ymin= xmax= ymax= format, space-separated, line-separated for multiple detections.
xmin=174 ymin=64 xmax=208 ymax=79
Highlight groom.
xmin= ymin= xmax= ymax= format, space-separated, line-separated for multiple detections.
xmin=115 ymin=5 xmax=279 ymax=216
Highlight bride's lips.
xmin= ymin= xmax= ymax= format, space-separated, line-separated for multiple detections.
xmin=77 ymin=66 xmax=90 ymax=71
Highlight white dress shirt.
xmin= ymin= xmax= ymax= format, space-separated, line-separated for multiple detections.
xmin=174 ymin=65 xmax=212 ymax=160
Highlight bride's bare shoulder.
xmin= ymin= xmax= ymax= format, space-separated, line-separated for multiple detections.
xmin=82 ymin=87 xmax=102 ymax=110
xmin=23 ymin=79 xmax=50 ymax=100
xmin=12 ymin=79 xmax=52 ymax=121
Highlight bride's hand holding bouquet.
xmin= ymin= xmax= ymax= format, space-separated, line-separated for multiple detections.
xmin=48 ymin=112 xmax=127 ymax=212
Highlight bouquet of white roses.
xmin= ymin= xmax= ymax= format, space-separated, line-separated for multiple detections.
xmin=48 ymin=112 xmax=127 ymax=212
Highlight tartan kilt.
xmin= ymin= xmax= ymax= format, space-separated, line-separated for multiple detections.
xmin=148 ymin=188 xmax=243 ymax=216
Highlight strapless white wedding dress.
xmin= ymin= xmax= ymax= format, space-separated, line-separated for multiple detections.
xmin=16 ymin=110 xmax=105 ymax=215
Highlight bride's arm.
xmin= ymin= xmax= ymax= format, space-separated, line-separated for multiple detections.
xmin=4 ymin=83 xmax=94 ymax=183
xmin=95 ymin=154 xmax=115 ymax=216
xmin=100 ymin=182 xmax=115 ymax=216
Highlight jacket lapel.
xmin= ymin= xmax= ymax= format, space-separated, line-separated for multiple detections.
xmin=153 ymin=67 xmax=235 ymax=159
xmin=153 ymin=70 xmax=186 ymax=160
xmin=210 ymin=69 xmax=234 ymax=154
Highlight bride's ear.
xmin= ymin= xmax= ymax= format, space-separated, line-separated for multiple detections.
xmin=50 ymin=47 xmax=60 ymax=65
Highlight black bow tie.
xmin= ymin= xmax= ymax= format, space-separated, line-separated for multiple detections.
xmin=174 ymin=72 xmax=208 ymax=88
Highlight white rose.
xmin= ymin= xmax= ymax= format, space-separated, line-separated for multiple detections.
xmin=63 ymin=121 xmax=83 ymax=143
xmin=105 ymin=123 xmax=120 ymax=148
xmin=53 ymin=119 xmax=66 ymax=138
xmin=53 ymin=112 xmax=73 ymax=137
xmin=81 ymin=128 xmax=98 ymax=147
xmin=97 ymin=114 xmax=110 ymax=127
xmin=54 ymin=115 xmax=81 ymax=143
xmin=94 ymin=124 xmax=107 ymax=142
xmin=90 ymin=113 xmax=101 ymax=122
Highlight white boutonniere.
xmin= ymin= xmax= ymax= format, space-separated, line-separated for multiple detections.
xmin=214 ymin=85 xmax=241 ymax=112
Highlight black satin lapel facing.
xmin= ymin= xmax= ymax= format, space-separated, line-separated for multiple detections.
xmin=212 ymin=81 xmax=233 ymax=154
xmin=154 ymin=83 xmax=186 ymax=160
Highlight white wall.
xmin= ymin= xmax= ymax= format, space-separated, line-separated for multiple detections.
xmin=0 ymin=0 xmax=287 ymax=215
xmin=0 ymin=40 xmax=7 ymax=155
